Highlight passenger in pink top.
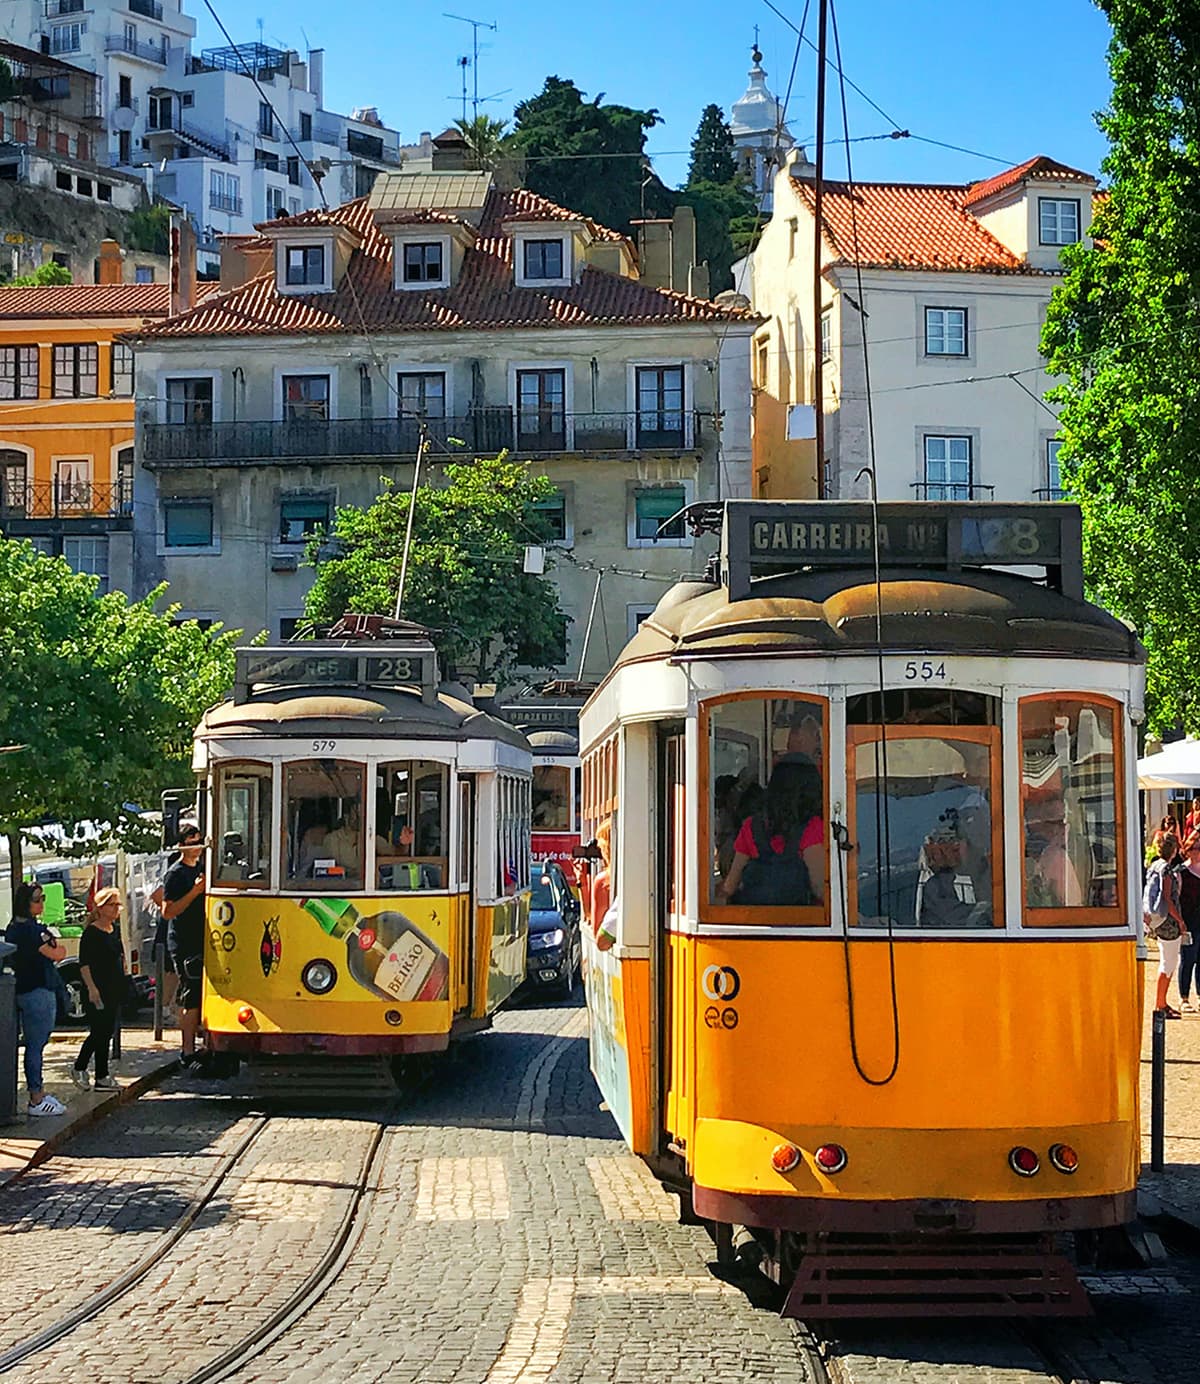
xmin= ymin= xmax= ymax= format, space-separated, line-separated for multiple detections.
xmin=719 ymin=758 xmax=824 ymax=906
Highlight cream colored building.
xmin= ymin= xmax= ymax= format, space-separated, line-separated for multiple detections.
xmin=129 ymin=171 xmax=756 ymax=676
xmin=741 ymin=153 xmax=1098 ymax=501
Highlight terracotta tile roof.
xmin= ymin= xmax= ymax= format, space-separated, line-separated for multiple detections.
xmin=0 ymin=282 xmax=219 ymax=319
xmin=140 ymin=188 xmax=755 ymax=340
xmin=374 ymin=208 xmax=469 ymax=226
xmin=964 ymin=154 xmax=1095 ymax=207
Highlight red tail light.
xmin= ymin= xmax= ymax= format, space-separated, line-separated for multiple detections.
xmin=771 ymin=1142 xmax=802 ymax=1174
xmin=1009 ymin=1146 xmax=1040 ymax=1177
xmin=814 ymin=1143 xmax=847 ymax=1174
xmin=236 ymin=1004 xmax=254 ymax=1025
xmin=1049 ymin=1143 xmax=1079 ymax=1174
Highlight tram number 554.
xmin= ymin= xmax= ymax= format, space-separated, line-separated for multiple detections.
xmin=902 ymin=659 xmax=946 ymax=682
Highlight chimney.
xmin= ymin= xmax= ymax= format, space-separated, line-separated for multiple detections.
xmin=169 ymin=214 xmax=196 ymax=317
xmin=308 ymin=48 xmax=324 ymax=108
xmin=431 ymin=127 xmax=470 ymax=171
xmin=97 ymin=238 xmax=122 ymax=285
xmin=218 ymin=233 xmax=272 ymax=291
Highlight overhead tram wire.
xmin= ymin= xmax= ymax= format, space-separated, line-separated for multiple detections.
xmin=830 ymin=0 xmax=900 ymax=1088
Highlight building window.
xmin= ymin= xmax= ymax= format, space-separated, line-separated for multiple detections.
xmin=210 ymin=170 xmax=241 ymax=214
xmin=163 ymin=499 xmax=214 ymax=548
xmin=627 ymin=605 xmax=656 ymax=639
xmin=97 ymin=182 xmax=112 ymax=203
xmin=118 ymin=130 xmax=131 ymax=164
xmin=286 ymin=156 xmax=301 ymax=186
xmin=0 ymin=451 xmax=27 ymax=515
xmin=923 ymin=434 xmax=972 ymax=500
xmin=635 ymin=366 xmax=685 ymax=448
xmin=754 ymin=335 xmax=769 ymax=387
xmin=279 ymin=615 xmax=303 ymax=641
xmin=134 ymin=265 xmax=154 ymax=283
xmin=288 ymin=197 xmax=301 ymax=216
xmin=56 ymin=170 xmax=73 ymax=191
xmin=516 ymin=369 xmax=565 ymax=450
xmin=523 ymin=239 xmax=564 ymax=280
xmin=63 ymin=536 xmax=108 ymax=592
xmin=118 ymin=75 xmax=132 ymax=109
xmin=266 ymin=185 xmax=285 ymax=218
xmin=0 ymin=345 xmax=38 ymax=399
xmin=533 ymin=490 xmax=568 ymax=543
xmin=285 ymin=245 xmax=325 ymax=286
xmin=116 ymin=447 xmax=133 ymax=514
xmin=1039 ymin=198 xmax=1081 ymax=246
xmin=279 ymin=495 xmax=331 ymax=544
xmin=55 ymin=458 xmax=90 ymax=510
xmin=52 ymin=343 xmax=98 ymax=398
xmin=925 ymin=306 xmax=967 ymax=356
xmin=258 ymin=102 xmax=274 ymax=137
xmin=634 ymin=485 xmax=686 ymax=542
xmin=820 ymin=311 xmax=832 ymax=362
xmin=110 ymin=342 xmax=134 ymax=396
xmin=282 ymin=374 xmax=330 ymax=422
xmin=403 ymin=242 xmax=443 ymax=283
xmin=165 ymin=376 xmax=213 ymax=425
xmin=300 ymin=111 xmax=312 ymax=142
xmin=1045 ymin=439 xmax=1063 ymax=499
xmin=51 ymin=23 xmax=85 ymax=54
xmin=397 ymin=372 xmax=445 ymax=420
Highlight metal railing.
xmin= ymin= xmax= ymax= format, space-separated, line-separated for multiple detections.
xmin=44 ymin=0 xmax=86 ymax=16
xmin=1033 ymin=487 xmax=1066 ymax=501
xmin=0 ymin=478 xmax=132 ymax=520
xmin=909 ymin=482 xmax=995 ymax=501
xmin=142 ymin=410 xmax=706 ymax=464
xmin=209 ymin=192 xmax=243 ymax=215
xmin=104 ymin=34 xmax=168 ymax=65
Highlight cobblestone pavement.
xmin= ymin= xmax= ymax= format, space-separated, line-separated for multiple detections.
xmin=1 ymin=989 xmax=1199 ymax=1383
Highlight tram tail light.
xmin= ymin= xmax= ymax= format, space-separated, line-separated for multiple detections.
xmin=1009 ymin=1146 xmax=1040 ymax=1177
xmin=771 ymin=1142 xmax=802 ymax=1174
xmin=236 ymin=1004 xmax=254 ymax=1026
xmin=1049 ymin=1143 xmax=1079 ymax=1174
xmin=814 ymin=1143 xmax=848 ymax=1175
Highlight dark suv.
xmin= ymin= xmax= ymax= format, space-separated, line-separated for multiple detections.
xmin=525 ymin=860 xmax=582 ymax=998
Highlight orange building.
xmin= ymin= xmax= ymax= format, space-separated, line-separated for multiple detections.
xmin=0 ymin=243 xmax=208 ymax=592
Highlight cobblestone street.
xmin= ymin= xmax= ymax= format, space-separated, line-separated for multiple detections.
xmin=0 ymin=992 xmax=1198 ymax=1384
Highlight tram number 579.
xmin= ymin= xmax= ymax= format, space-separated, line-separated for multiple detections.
xmin=902 ymin=659 xmax=946 ymax=682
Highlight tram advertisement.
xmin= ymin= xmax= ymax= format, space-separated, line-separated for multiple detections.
xmin=531 ymin=831 xmax=581 ymax=886
xmin=205 ymin=894 xmax=451 ymax=1012
xmin=584 ymin=938 xmax=634 ymax=1145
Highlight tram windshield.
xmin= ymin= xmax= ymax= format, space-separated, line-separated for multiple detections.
xmin=375 ymin=760 xmax=448 ymax=891
xmin=214 ymin=763 xmax=272 ymax=885
xmin=708 ymin=696 xmax=826 ymax=910
xmin=284 ymin=760 xmax=365 ymax=891
xmin=532 ymin=764 xmax=573 ymax=830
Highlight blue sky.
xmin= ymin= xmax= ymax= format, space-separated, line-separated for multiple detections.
xmin=194 ymin=0 xmax=1114 ymax=190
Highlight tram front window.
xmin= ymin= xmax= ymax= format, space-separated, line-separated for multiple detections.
xmin=707 ymin=695 xmax=826 ymax=910
xmin=215 ymin=763 xmax=272 ymax=885
xmin=376 ymin=760 xmax=448 ymax=891
xmin=283 ymin=760 xmax=365 ymax=891
xmin=533 ymin=764 xmax=571 ymax=830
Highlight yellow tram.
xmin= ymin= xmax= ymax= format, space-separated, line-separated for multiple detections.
xmin=192 ymin=626 xmax=531 ymax=1074
xmin=578 ymin=500 xmax=1145 ymax=1316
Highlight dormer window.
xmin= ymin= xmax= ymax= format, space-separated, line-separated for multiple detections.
xmin=1039 ymin=198 xmax=1081 ymax=246
xmin=524 ymin=239 xmax=564 ymax=280
xmin=286 ymin=245 xmax=325 ymax=286
xmin=403 ymin=242 xmax=444 ymax=284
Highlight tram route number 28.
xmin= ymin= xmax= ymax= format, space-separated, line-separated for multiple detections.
xmin=900 ymin=659 xmax=947 ymax=682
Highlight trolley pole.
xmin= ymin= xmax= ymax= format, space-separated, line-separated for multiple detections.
xmin=153 ymin=943 xmax=165 ymax=1042
xmin=1151 ymin=1007 xmax=1166 ymax=1172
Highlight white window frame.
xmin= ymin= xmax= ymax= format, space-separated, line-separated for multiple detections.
xmin=921 ymin=432 xmax=974 ymax=500
xmin=1045 ymin=438 xmax=1063 ymax=499
xmin=532 ymin=482 xmax=574 ymax=548
xmin=156 ymin=368 xmax=221 ymax=425
xmin=392 ymin=234 xmax=451 ymax=291
xmin=820 ymin=310 xmax=832 ymax=363
xmin=515 ymin=233 xmax=571 ymax=288
xmin=393 ymin=364 xmax=453 ymax=422
xmin=52 ymin=455 xmax=92 ymax=511
xmin=507 ymin=360 xmax=574 ymax=451
xmin=275 ymin=236 xmax=334 ymax=295
xmin=924 ymin=306 xmax=968 ymax=357
xmin=626 ymin=478 xmax=695 ymax=550
xmin=158 ymin=496 xmax=221 ymax=556
xmin=271 ymin=363 xmax=339 ymax=422
xmin=625 ymin=360 xmax=695 ymax=449
xmin=277 ymin=490 xmax=334 ymax=546
xmin=1039 ymin=197 xmax=1081 ymax=246
xmin=62 ymin=535 xmax=108 ymax=591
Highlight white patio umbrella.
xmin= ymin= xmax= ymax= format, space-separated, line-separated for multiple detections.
xmin=1137 ymin=739 xmax=1200 ymax=790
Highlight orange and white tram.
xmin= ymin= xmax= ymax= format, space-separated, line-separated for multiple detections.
xmin=578 ymin=500 xmax=1146 ymax=1316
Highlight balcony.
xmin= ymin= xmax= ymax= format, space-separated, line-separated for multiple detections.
xmin=128 ymin=0 xmax=163 ymax=17
xmin=142 ymin=410 xmax=706 ymax=466
xmin=44 ymin=0 xmax=87 ymax=16
xmin=104 ymin=34 xmax=168 ymax=65
xmin=0 ymin=478 xmax=132 ymax=522
xmin=1033 ymin=487 xmax=1066 ymax=502
xmin=209 ymin=192 xmax=243 ymax=215
xmin=909 ymin=482 xmax=995 ymax=501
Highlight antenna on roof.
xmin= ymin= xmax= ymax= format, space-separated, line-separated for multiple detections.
xmin=443 ymin=13 xmax=497 ymax=122
xmin=456 ymin=54 xmax=470 ymax=124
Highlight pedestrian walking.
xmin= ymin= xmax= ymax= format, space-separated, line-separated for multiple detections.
xmin=70 ymin=888 xmax=127 ymax=1091
xmin=161 ymin=825 xmax=206 ymax=1066
xmin=147 ymin=852 xmax=180 ymax=1020
xmin=1180 ymin=839 xmax=1200 ymax=1012
xmin=4 ymin=882 xmax=68 ymax=1116
xmin=1145 ymin=832 xmax=1187 ymax=1018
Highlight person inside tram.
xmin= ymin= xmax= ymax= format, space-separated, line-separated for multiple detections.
xmin=917 ymin=788 xmax=993 ymax=928
xmin=719 ymin=758 xmax=824 ymax=906
xmin=533 ymin=787 xmax=567 ymax=829
xmin=1025 ymin=799 xmax=1084 ymax=908
xmin=782 ymin=712 xmax=823 ymax=769
xmin=323 ymin=801 xmax=364 ymax=879
xmin=295 ymin=808 xmax=335 ymax=879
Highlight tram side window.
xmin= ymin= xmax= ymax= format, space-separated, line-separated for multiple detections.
xmin=533 ymin=764 xmax=571 ymax=830
xmin=495 ymin=773 xmax=532 ymax=895
xmin=708 ymin=697 xmax=826 ymax=911
xmin=283 ymin=760 xmax=365 ymax=891
xmin=376 ymin=760 xmax=448 ymax=891
xmin=580 ymin=737 xmax=618 ymax=943
xmin=1020 ymin=699 xmax=1120 ymax=915
xmin=215 ymin=763 xmax=272 ymax=885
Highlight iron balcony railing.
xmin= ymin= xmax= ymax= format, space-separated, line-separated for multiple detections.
xmin=209 ymin=192 xmax=243 ymax=215
xmin=104 ymin=34 xmax=168 ymax=65
xmin=0 ymin=478 xmax=132 ymax=520
xmin=1033 ymin=487 xmax=1066 ymax=501
xmin=909 ymin=482 xmax=995 ymax=501
xmin=142 ymin=410 xmax=706 ymax=464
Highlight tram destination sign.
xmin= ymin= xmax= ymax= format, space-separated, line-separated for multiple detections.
xmin=722 ymin=501 xmax=1083 ymax=601
xmin=234 ymin=643 xmax=438 ymax=704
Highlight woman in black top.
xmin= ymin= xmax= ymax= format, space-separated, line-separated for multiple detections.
xmin=71 ymin=888 xmax=127 ymax=1091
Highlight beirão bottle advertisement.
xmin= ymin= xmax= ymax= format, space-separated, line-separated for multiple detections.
xmin=304 ymin=897 xmax=450 ymax=1002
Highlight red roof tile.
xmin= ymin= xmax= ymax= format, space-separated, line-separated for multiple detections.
xmin=141 ymin=188 xmax=755 ymax=340
xmin=964 ymin=154 xmax=1095 ymax=207
xmin=0 ymin=282 xmax=218 ymax=319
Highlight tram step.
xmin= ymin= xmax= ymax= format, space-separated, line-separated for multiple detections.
xmin=247 ymin=1056 xmax=398 ymax=1105
xmin=781 ymin=1242 xmax=1091 ymax=1319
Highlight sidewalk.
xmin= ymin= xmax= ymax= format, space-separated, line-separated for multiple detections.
xmin=0 ymin=1024 xmax=179 ymax=1186
xmin=1138 ymin=945 xmax=1200 ymax=1233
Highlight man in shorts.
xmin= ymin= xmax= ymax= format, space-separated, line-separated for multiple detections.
xmin=161 ymin=824 xmax=207 ymax=1065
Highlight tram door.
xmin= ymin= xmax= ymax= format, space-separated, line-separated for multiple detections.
xmin=656 ymin=726 xmax=688 ymax=1156
xmin=456 ymin=776 xmax=475 ymax=1014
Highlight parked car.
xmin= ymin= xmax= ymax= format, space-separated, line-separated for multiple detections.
xmin=525 ymin=860 xmax=582 ymax=998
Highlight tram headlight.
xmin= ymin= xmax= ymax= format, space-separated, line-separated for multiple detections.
xmin=1008 ymin=1146 xmax=1040 ymax=1177
xmin=1049 ymin=1143 xmax=1079 ymax=1174
xmin=301 ymin=958 xmax=338 ymax=995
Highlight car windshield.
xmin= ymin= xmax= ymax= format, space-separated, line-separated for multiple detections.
xmin=531 ymin=873 xmax=557 ymax=910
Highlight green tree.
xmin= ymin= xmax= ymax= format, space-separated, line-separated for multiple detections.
xmin=1042 ymin=0 xmax=1200 ymax=733
xmin=677 ymin=177 xmax=757 ymax=292
xmin=303 ymin=453 xmax=567 ymax=684
xmin=0 ymin=542 xmax=240 ymax=901
xmin=507 ymin=76 xmax=671 ymax=232
xmin=125 ymin=203 xmax=172 ymax=255
xmin=686 ymin=104 xmax=738 ymax=187
xmin=453 ymin=115 xmax=509 ymax=170
xmin=0 ymin=59 xmax=18 ymax=105
xmin=11 ymin=261 xmax=72 ymax=286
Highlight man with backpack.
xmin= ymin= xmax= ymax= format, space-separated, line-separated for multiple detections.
xmin=1145 ymin=832 xmax=1188 ymax=1018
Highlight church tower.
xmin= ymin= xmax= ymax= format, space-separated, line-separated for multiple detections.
xmin=730 ymin=42 xmax=795 ymax=213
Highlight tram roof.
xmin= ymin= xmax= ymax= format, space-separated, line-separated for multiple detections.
xmin=526 ymin=729 xmax=580 ymax=753
xmin=197 ymin=685 xmax=530 ymax=750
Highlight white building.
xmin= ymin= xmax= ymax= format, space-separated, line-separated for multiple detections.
xmin=730 ymin=45 xmax=793 ymax=214
xmin=0 ymin=4 xmax=401 ymax=272
xmin=743 ymin=152 xmax=1099 ymax=503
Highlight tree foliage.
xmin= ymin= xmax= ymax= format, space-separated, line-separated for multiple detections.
xmin=678 ymin=177 xmax=757 ymax=293
xmin=303 ymin=453 xmax=567 ymax=685
xmin=687 ymin=104 xmax=738 ymax=187
xmin=1042 ymin=0 xmax=1200 ymax=733
xmin=0 ymin=542 xmax=240 ymax=885
xmin=453 ymin=115 xmax=509 ymax=170
xmin=507 ymin=76 xmax=672 ymax=232
xmin=10 ymin=261 xmax=72 ymax=286
xmin=125 ymin=203 xmax=172 ymax=255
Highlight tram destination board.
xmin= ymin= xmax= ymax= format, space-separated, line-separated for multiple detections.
xmin=722 ymin=500 xmax=1083 ymax=601
xmin=234 ymin=644 xmax=438 ymax=702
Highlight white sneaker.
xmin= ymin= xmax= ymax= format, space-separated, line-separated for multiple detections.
xmin=28 ymin=1095 xmax=66 ymax=1117
xmin=69 ymin=1068 xmax=90 ymax=1090
xmin=94 ymin=1075 xmax=120 ymax=1091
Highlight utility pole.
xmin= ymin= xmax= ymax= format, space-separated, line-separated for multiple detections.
xmin=812 ymin=0 xmax=828 ymax=500
xmin=444 ymin=13 xmax=497 ymax=122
